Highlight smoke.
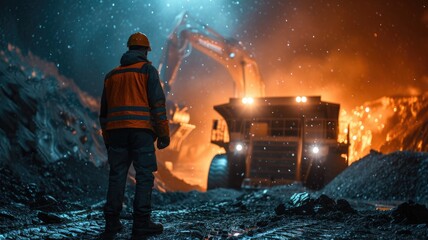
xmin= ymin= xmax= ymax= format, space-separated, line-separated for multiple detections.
xmin=264 ymin=50 xmax=369 ymax=109
xmin=238 ymin=0 xmax=428 ymax=110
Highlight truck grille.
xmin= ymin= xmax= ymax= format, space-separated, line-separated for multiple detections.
xmin=249 ymin=139 xmax=299 ymax=180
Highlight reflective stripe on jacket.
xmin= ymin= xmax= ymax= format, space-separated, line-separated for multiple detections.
xmin=99 ymin=60 xmax=170 ymax=137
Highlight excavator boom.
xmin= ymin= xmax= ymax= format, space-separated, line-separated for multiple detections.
xmin=158 ymin=12 xmax=266 ymax=151
xmin=159 ymin=12 xmax=265 ymax=98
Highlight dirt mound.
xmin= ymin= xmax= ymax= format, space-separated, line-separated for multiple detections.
xmin=321 ymin=150 xmax=428 ymax=204
xmin=0 ymin=156 xmax=109 ymax=207
xmin=0 ymin=43 xmax=106 ymax=169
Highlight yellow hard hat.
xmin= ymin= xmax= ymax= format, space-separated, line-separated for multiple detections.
xmin=127 ymin=32 xmax=151 ymax=51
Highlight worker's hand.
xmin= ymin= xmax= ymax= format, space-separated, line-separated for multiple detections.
xmin=157 ymin=136 xmax=170 ymax=149
xmin=102 ymin=130 xmax=109 ymax=149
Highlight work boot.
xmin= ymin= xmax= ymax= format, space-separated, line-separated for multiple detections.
xmin=131 ymin=215 xmax=163 ymax=239
xmin=101 ymin=215 xmax=123 ymax=240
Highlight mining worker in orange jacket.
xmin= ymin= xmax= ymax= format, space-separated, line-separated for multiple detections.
xmin=99 ymin=32 xmax=169 ymax=239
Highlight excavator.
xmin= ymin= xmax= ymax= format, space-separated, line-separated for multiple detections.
xmin=153 ymin=11 xmax=267 ymax=190
xmin=158 ymin=12 xmax=265 ymax=153
xmin=159 ymin=12 xmax=265 ymax=100
xmin=158 ymin=12 xmax=348 ymax=190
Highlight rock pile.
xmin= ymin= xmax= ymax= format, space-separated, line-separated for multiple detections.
xmin=321 ymin=151 xmax=428 ymax=204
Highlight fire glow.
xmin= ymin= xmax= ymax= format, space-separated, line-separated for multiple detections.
xmin=339 ymin=95 xmax=428 ymax=164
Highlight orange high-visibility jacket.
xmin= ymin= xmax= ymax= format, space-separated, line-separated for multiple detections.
xmin=99 ymin=58 xmax=169 ymax=138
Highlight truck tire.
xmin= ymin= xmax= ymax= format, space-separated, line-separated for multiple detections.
xmin=207 ymin=154 xmax=229 ymax=190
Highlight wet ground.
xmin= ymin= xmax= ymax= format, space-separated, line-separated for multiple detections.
xmin=1 ymin=185 xmax=427 ymax=240
xmin=1 ymin=151 xmax=428 ymax=239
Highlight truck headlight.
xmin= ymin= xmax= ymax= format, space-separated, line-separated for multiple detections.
xmin=296 ymin=96 xmax=307 ymax=103
xmin=312 ymin=146 xmax=320 ymax=154
xmin=242 ymin=97 xmax=254 ymax=104
xmin=310 ymin=145 xmax=328 ymax=157
xmin=229 ymin=142 xmax=247 ymax=154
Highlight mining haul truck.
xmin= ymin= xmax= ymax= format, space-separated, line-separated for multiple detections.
xmin=159 ymin=12 xmax=348 ymax=190
xmin=209 ymin=96 xmax=349 ymax=190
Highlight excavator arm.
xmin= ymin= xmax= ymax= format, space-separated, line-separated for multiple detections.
xmin=158 ymin=12 xmax=265 ymax=151
xmin=159 ymin=12 xmax=265 ymax=98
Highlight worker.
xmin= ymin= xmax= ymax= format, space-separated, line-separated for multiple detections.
xmin=99 ymin=32 xmax=170 ymax=239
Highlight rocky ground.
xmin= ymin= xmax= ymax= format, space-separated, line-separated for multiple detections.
xmin=1 ymin=152 xmax=428 ymax=239
xmin=0 ymin=187 xmax=427 ymax=240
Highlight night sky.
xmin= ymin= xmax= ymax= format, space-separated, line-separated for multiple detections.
xmin=2 ymin=0 xmax=427 ymax=110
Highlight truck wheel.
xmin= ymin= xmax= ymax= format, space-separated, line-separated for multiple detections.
xmin=207 ymin=154 xmax=229 ymax=190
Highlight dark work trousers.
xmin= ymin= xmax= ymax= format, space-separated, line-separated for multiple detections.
xmin=104 ymin=128 xmax=157 ymax=218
